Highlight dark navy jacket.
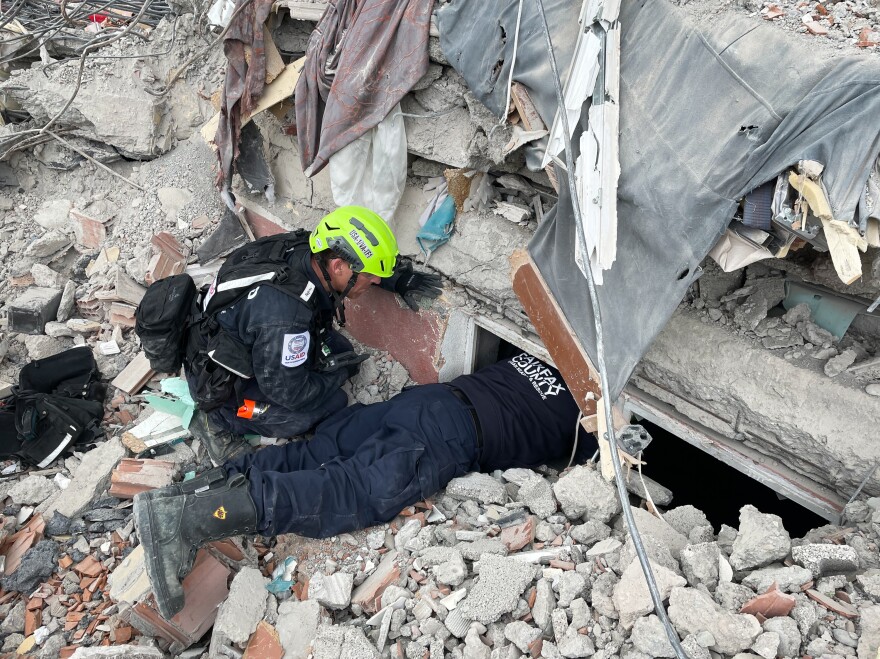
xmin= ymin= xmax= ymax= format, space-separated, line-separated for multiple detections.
xmin=212 ymin=249 xmax=348 ymax=413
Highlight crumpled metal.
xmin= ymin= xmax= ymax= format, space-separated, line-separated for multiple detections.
xmin=294 ymin=0 xmax=432 ymax=178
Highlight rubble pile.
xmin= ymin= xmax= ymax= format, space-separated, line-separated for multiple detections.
xmin=691 ymin=261 xmax=880 ymax=392
xmin=680 ymin=0 xmax=880 ymax=49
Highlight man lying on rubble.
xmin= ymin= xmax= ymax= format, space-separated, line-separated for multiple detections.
xmin=134 ymin=350 xmax=597 ymax=619
xmin=180 ymin=206 xmax=442 ymax=466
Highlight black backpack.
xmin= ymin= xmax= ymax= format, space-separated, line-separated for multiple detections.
xmin=0 ymin=346 xmax=106 ymax=468
xmin=135 ymin=273 xmax=198 ymax=373
xmin=184 ymin=230 xmax=319 ymax=411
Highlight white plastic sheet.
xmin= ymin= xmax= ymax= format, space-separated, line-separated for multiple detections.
xmin=329 ymin=104 xmax=407 ymax=222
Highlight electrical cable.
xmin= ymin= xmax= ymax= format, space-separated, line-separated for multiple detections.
xmin=532 ymin=1 xmax=690 ymax=656
xmin=499 ymin=0 xmax=524 ymax=126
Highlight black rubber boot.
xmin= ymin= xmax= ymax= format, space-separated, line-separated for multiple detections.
xmin=188 ymin=410 xmax=251 ymax=467
xmin=137 ymin=467 xmax=227 ymax=503
xmin=133 ymin=473 xmax=258 ymax=619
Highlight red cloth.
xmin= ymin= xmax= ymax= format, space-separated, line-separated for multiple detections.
xmin=294 ymin=0 xmax=432 ymax=177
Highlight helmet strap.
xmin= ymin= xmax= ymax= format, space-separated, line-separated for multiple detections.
xmin=317 ymin=258 xmax=359 ymax=327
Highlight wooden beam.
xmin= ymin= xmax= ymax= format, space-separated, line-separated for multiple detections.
xmin=510 ymin=249 xmax=600 ymax=416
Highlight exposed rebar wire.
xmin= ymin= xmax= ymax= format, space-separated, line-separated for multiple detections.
xmin=143 ymin=0 xmax=256 ymax=98
xmin=532 ymin=1 xmax=690 ymax=657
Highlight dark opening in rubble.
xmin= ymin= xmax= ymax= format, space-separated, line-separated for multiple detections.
xmin=640 ymin=421 xmax=826 ymax=537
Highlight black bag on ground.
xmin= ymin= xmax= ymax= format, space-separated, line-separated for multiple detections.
xmin=0 ymin=346 xmax=106 ymax=467
xmin=136 ymin=273 xmax=197 ymax=373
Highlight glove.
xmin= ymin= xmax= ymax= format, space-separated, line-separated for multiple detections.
xmin=385 ymin=258 xmax=443 ymax=311
xmin=319 ymin=351 xmax=369 ymax=378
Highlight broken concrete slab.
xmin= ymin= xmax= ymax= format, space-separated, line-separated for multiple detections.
xmin=8 ymin=287 xmax=63 ymax=334
xmin=791 ymin=543 xmax=860 ymax=578
xmin=668 ymin=586 xmax=762 ymax=655
xmin=25 ymin=230 xmax=72 ymax=258
xmin=275 ymin=600 xmax=323 ymax=659
xmin=612 ymin=559 xmax=686 ymax=628
xmin=552 ymin=464 xmax=621 ymax=523
xmin=7 ymin=476 xmax=58 ymax=506
xmin=69 ymin=646 xmax=165 ymax=659
xmin=730 ymin=505 xmax=791 ymax=571
xmin=308 ymin=571 xmax=354 ymax=610
xmin=741 ymin=565 xmax=813 ymax=593
xmin=680 ymin=542 xmax=721 ymax=591
xmin=43 ymin=437 xmax=125 ymax=519
xmin=210 ymin=567 xmax=269 ymax=655
xmin=459 ymin=553 xmax=539 ymax=624
xmin=445 ymin=473 xmax=506 ymax=505
xmin=310 ymin=625 xmax=379 ymax=659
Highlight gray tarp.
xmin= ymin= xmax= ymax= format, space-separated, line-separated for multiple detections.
xmin=445 ymin=0 xmax=880 ymax=401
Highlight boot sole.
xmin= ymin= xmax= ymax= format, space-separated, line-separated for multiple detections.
xmin=133 ymin=495 xmax=184 ymax=620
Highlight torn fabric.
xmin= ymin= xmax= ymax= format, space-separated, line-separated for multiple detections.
xmin=213 ymin=0 xmax=274 ymax=207
xmin=295 ymin=0 xmax=432 ymax=178
xmin=529 ymin=0 xmax=880 ymax=400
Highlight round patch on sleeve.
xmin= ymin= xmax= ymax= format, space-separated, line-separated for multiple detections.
xmin=281 ymin=332 xmax=310 ymax=367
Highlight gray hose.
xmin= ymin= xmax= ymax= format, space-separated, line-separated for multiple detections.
xmin=531 ymin=1 xmax=689 ymax=656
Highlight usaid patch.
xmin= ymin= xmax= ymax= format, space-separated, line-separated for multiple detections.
xmin=281 ymin=332 xmax=309 ymax=367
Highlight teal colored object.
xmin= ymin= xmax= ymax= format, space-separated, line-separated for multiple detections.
xmin=143 ymin=377 xmax=196 ymax=429
xmin=417 ymin=195 xmax=456 ymax=257
xmin=266 ymin=556 xmax=297 ymax=594
xmin=783 ymin=280 xmax=864 ymax=339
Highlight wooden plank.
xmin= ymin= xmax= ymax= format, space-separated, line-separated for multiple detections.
xmin=201 ymin=57 xmax=306 ymax=144
xmin=510 ymin=83 xmax=545 ymax=132
xmin=509 ymin=249 xmax=600 ymax=416
xmin=111 ymin=352 xmax=155 ymax=394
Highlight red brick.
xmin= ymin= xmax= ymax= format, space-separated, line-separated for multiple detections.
xmin=71 ymin=209 xmax=109 ymax=249
xmin=244 ymin=621 xmax=283 ymax=659
xmin=108 ymin=459 xmax=175 ymax=499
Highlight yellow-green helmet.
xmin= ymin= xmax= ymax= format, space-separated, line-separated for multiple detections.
xmin=309 ymin=206 xmax=399 ymax=278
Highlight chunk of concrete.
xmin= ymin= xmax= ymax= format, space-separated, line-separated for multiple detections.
xmin=308 ymin=571 xmax=354 ymax=610
xmin=531 ymin=577 xmax=555 ymax=633
xmin=668 ymin=586 xmax=762 ymax=655
xmin=33 ymin=199 xmax=73 ymax=231
xmin=663 ymin=506 xmax=710 ymax=537
xmin=729 ymin=505 xmax=791 ymax=571
xmin=557 ymin=571 xmax=587 ymax=608
xmin=570 ymin=519 xmax=611 ymax=546
xmin=751 ymin=631 xmax=780 ymax=659
xmin=791 ymin=543 xmax=859 ymax=578
xmin=856 ymin=605 xmax=880 ymax=659
xmin=518 ymin=476 xmax=557 ymax=519
xmin=445 ymin=473 xmax=506 ymax=505
xmin=460 ymin=553 xmax=540 ymax=624
xmin=762 ymin=616 xmax=802 ymax=658
xmin=311 ymin=625 xmax=379 ymax=659
xmin=56 ymin=280 xmax=77 ymax=322
xmin=8 ymin=476 xmax=58 ymax=506
xmin=108 ymin=544 xmax=152 ymax=605
xmin=504 ymin=620 xmax=542 ymax=654
xmin=209 ymin=566 xmax=269 ymax=654
xmin=43 ymin=437 xmax=126 ymax=518
xmin=24 ymin=335 xmax=65 ymax=360
xmin=8 ymin=287 xmax=63 ymax=334
xmin=680 ymin=542 xmax=721 ymax=591
xmin=627 ymin=506 xmax=689 ymax=559
xmin=612 ymin=559 xmax=686 ymax=628
xmin=631 ymin=614 xmax=675 ymax=658
xmin=69 ymin=647 xmax=165 ymax=659
xmin=276 ymin=599 xmax=324 ymax=659
xmin=552 ymin=464 xmax=621 ymax=523
xmin=741 ymin=565 xmax=812 ymax=593
xmin=25 ymin=230 xmax=71 ymax=258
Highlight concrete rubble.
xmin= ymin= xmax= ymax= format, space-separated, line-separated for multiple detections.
xmin=0 ymin=0 xmax=877 ymax=656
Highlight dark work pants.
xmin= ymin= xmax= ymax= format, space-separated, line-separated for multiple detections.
xmin=210 ymin=330 xmax=352 ymax=438
xmin=225 ymin=385 xmax=479 ymax=538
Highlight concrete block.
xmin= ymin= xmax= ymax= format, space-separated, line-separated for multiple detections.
xmin=43 ymin=437 xmax=125 ymax=519
xmin=69 ymin=646 xmax=164 ymax=659
xmin=9 ymin=287 xmax=63 ymax=334
xmin=276 ymin=600 xmax=323 ymax=659
xmin=612 ymin=559 xmax=686 ymax=628
xmin=445 ymin=472 xmax=506 ymax=505
xmin=730 ymin=505 xmax=791 ymax=571
xmin=311 ymin=625 xmax=379 ymax=659
xmin=553 ymin=464 xmax=621 ymax=523
xmin=791 ymin=543 xmax=860 ymax=578
xmin=108 ymin=544 xmax=152 ymax=605
xmin=308 ymin=571 xmax=353 ymax=610
xmin=210 ymin=567 xmax=269 ymax=655
xmin=459 ymin=553 xmax=539 ymax=624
